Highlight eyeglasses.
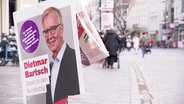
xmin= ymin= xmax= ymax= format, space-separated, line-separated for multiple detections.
xmin=43 ymin=24 xmax=61 ymax=37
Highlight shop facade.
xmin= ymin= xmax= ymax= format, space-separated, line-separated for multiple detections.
xmin=0 ymin=0 xmax=39 ymax=41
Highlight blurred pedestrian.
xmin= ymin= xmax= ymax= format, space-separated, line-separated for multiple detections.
xmin=126 ymin=35 xmax=132 ymax=51
xmin=149 ymin=38 xmax=153 ymax=48
xmin=103 ymin=28 xmax=120 ymax=69
xmin=182 ymin=36 xmax=184 ymax=48
xmin=166 ymin=36 xmax=173 ymax=48
xmin=132 ymin=35 xmax=139 ymax=54
xmin=139 ymin=33 xmax=148 ymax=58
xmin=98 ymin=30 xmax=104 ymax=40
xmin=119 ymin=35 xmax=126 ymax=52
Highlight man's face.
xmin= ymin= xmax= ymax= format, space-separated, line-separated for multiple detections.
xmin=42 ymin=11 xmax=64 ymax=54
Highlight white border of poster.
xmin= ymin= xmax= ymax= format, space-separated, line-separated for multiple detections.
xmin=101 ymin=12 xmax=114 ymax=30
xmin=13 ymin=0 xmax=84 ymax=104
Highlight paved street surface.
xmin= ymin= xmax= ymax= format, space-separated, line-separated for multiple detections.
xmin=69 ymin=53 xmax=132 ymax=104
xmin=0 ymin=48 xmax=184 ymax=104
xmin=131 ymin=48 xmax=184 ymax=104
xmin=0 ymin=64 xmax=23 ymax=104
xmin=69 ymin=48 xmax=184 ymax=104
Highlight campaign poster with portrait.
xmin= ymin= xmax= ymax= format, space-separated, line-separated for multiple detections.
xmin=13 ymin=0 xmax=84 ymax=104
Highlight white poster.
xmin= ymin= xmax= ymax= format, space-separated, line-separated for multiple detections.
xmin=13 ymin=0 xmax=84 ymax=104
xmin=101 ymin=12 xmax=114 ymax=30
xmin=75 ymin=0 xmax=109 ymax=67
xmin=101 ymin=0 xmax=114 ymax=12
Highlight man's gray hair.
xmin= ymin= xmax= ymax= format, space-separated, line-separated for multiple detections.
xmin=42 ymin=7 xmax=63 ymax=24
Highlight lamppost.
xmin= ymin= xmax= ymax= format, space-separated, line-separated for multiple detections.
xmin=163 ymin=0 xmax=168 ymax=41
xmin=165 ymin=0 xmax=168 ymax=30
xmin=0 ymin=1 xmax=2 ymax=42
xmin=99 ymin=0 xmax=101 ymax=30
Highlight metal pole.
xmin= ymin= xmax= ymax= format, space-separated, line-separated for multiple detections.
xmin=99 ymin=0 xmax=101 ymax=30
xmin=165 ymin=0 xmax=167 ymax=39
xmin=7 ymin=0 xmax=9 ymax=36
xmin=0 ymin=0 xmax=2 ymax=42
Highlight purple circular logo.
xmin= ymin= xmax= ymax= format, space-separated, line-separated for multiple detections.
xmin=20 ymin=20 xmax=39 ymax=53
xmin=80 ymin=48 xmax=90 ymax=66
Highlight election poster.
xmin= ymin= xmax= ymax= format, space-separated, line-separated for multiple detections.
xmin=13 ymin=0 xmax=84 ymax=104
xmin=75 ymin=1 xmax=109 ymax=67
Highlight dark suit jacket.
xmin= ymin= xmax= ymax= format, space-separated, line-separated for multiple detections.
xmin=46 ymin=45 xmax=80 ymax=104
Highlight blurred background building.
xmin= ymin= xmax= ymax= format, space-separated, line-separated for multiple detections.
xmin=0 ymin=0 xmax=42 ymax=40
xmin=0 ymin=0 xmax=184 ymax=48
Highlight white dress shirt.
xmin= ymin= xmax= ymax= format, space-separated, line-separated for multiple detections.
xmin=51 ymin=42 xmax=66 ymax=102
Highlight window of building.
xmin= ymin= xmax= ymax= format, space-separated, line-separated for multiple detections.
xmin=39 ymin=0 xmax=46 ymax=2
xmin=9 ymin=0 xmax=16 ymax=28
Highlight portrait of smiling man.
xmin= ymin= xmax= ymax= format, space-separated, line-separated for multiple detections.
xmin=42 ymin=6 xmax=80 ymax=104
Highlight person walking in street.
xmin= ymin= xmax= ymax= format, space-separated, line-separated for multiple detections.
xmin=119 ymin=35 xmax=126 ymax=52
xmin=126 ymin=35 xmax=132 ymax=51
xmin=182 ymin=36 xmax=184 ymax=48
xmin=103 ymin=27 xmax=120 ymax=69
xmin=139 ymin=33 xmax=148 ymax=58
xmin=42 ymin=7 xmax=80 ymax=104
xmin=149 ymin=38 xmax=153 ymax=48
xmin=132 ymin=35 xmax=139 ymax=54
xmin=98 ymin=30 xmax=104 ymax=40
xmin=118 ymin=34 xmax=123 ymax=53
